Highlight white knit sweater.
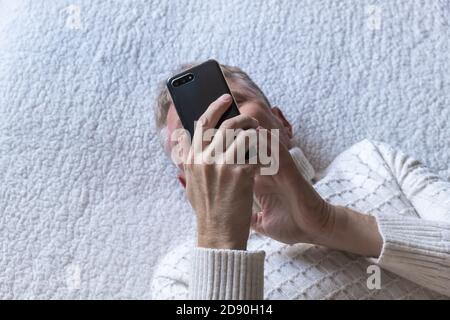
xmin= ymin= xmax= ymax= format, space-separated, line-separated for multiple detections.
xmin=151 ymin=140 xmax=450 ymax=299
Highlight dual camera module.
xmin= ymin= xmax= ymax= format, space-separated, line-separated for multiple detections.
xmin=172 ymin=73 xmax=194 ymax=87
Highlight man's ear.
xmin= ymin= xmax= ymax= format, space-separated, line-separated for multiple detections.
xmin=177 ymin=173 xmax=186 ymax=189
xmin=271 ymin=106 xmax=293 ymax=138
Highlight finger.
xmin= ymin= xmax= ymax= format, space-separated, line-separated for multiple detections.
xmin=219 ymin=114 xmax=259 ymax=131
xmin=256 ymin=128 xmax=284 ymax=173
xmin=199 ymin=94 xmax=234 ymax=128
xmin=258 ymin=127 xmax=290 ymax=158
xmin=250 ymin=212 xmax=266 ymax=235
xmin=193 ymin=94 xmax=233 ymax=154
xmin=224 ymin=128 xmax=259 ymax=165
xmin=208 ymin=115 xmax=259 ymax=156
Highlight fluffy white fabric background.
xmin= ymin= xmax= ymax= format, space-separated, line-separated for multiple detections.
xmin=0 ymin=0 xmax=448 ymax=299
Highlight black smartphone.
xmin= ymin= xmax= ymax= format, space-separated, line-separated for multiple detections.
xmin=166 ymin=59 xmax=240 ymax=138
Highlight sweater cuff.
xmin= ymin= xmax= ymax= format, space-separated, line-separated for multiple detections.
xmin=372 ymin=213 xmax=449 ymax=264
xmin=368 ymin=213 xmax=450 ymax=295
xmin=189 ymin=247 xmax=265 ymax=300
xmin=289 ymin=147 xmax=315 ymax=182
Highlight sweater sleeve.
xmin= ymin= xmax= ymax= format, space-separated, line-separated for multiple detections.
xmin=369 ymin=141 xmax=450 ymax=297
xmin=190 ymin=248 xmax=265 ymax=300
xmin=151 ymin=244 xmax=265 ymax=300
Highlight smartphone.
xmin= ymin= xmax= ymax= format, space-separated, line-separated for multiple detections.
xmin=166 ymin=59 xmax=240 ymax=138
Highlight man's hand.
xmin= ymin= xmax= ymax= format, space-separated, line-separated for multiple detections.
xmin=251 ymin=134 xmax=383 ymax=257
xmin=251 ymin=133 xmax=332 ymax=245
xmin=180 ymin=94 xmax=259 ymax=250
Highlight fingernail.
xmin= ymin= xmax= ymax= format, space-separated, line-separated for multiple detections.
xmin=220 ymin=94 xmax=232 ymax=102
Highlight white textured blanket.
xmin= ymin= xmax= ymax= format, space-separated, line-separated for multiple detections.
xmin=0 ymin=0 xmax=448 ymax=299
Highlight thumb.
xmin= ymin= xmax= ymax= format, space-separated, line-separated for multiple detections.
xmin=250 ymin=211 xmax=266 ymax=235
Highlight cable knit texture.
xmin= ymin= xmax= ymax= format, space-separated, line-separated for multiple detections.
xmin=151 ymin=140 xmax=450 ymax=300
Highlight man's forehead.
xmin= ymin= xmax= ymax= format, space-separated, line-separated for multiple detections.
xmin=228 ymin=80 xmax=255 ymax=101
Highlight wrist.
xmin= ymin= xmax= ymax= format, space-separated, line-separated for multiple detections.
xmin=284 ymin=169 xmax=337 ymax=245
xmin=303 ymin=201 xmax=337 ymax=245
xmin=195 ymin=208 xmax=252 ymax=251
xmin=315 ymin=205 xmax=383 ymax=257
xmin=197 ymin=231 xmax=248 ymax=250
xmin=196 ymin=216 xmax=251 ymax=250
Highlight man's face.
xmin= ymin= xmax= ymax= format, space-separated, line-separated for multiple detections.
xmin=165 ymin=79 xmax=294 ymax=186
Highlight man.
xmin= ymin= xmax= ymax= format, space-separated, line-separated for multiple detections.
xmin=151 ymin=63 xmax=450 ymax=299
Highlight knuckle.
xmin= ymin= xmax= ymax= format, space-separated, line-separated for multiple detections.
xmin=198 ymin=116 xmax=209 ymax=128
xmin=237 ymin=128 xmax=254 ymax=139
xmin=239 ymin=115 xmax=258 ymax=128
xmin=221 ymin=118 xmax=235 ymax=129
xmin=235 ymin=115 xmax=251 ymax=124
xmin=234 ymin=164 xmax=254 ymax=176
xmin=240 ymin=115 xmax=253 ymax=122
xmin=221 ymin=115 xmax=242 ymax=129
xmin=242 ymin=115 xmax=258 ymax=125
